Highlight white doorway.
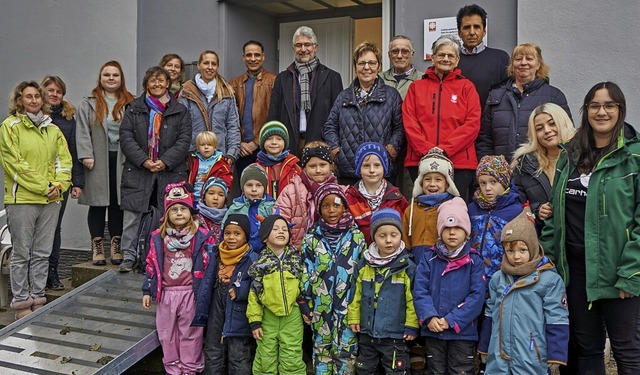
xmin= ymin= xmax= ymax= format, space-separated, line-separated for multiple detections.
xmin=279 ymin=17 xmax=354 ymax=88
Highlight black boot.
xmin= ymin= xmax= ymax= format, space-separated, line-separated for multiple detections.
xmin=46 ymin=268 xmax=65 ymax=290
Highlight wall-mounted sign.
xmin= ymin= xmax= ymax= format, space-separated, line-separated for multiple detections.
xmin=424 ymin=16 xmax=488 ymax=60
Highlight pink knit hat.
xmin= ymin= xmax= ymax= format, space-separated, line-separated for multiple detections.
xmin=437 ymin=197 xmax=471 ymax=237
xmin=164 ymin=181 xmax=195 ymax=213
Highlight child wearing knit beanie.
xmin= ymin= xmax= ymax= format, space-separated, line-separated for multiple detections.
xmin=224 ymin=163 xmax=275 ymax=253
xmin=478 ymin=207 xmax=569 ymax=374
xmin=195 ymin=177 xmax=229 ymax=244
xmin=187 ymin=130 xmax=233 ymax=203
xmin=412 ymin=197 xmax=486 ymax=375
xmin=347 ymin=208 xmax=418 ymax=374
xmin=255 ymin=120 xmax=302 ymax=200
xmin=197 ymin=214 xmax=258 ymax=374
xmin=346 ymin=141 xmax=408 ymax=245
xmin=469 ymin=155 xmax=522 ymax=287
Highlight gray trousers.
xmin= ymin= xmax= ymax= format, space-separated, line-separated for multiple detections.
xmin=7 ymin=203 xmax=61 ymax=302
xmin=121 ymin=210 xmax=143 ymax=262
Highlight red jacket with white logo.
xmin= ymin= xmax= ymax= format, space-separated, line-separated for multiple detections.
xmin=402 ymin=67 xmax=481 ymax=169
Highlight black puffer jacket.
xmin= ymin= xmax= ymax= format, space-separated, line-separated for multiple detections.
xmin=119 ymin=95 xmax=192 ymax=212
xmin=476 ymin=78 xmax=571 ymax=159
xmin=324 ymin=78 xmax=405 ymax=179
xmin=512 ymin=152 xmax=551 ymax=232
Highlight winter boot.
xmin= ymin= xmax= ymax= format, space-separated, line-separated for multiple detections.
xmin=92 ymin=237 xmax=106 ymax=266
xmin=110 ymin=236 xmax=123 ymax=265
xmin=46 ymin=267 xmax=65 ymax=290
xmin=10 ymin=297 xmax=33 ymax=320
xmin=32 ymin=297 xmax=47 ymax=312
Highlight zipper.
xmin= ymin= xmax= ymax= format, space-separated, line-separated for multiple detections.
xmin=279 ymin=256 xmax=289 ymax=316
xmin=529 ymin=333 xmax=542 ymax=363
xmin=436 ymin=80 xmax=443 ymax=144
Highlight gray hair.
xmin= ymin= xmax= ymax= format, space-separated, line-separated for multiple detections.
xmin=292 ymin=26 xmax=317 ymax=45
xmin=431 ymin=35 xmax=461 ymax=57
xmin=388 ymin=35 xmax=414 ymax=50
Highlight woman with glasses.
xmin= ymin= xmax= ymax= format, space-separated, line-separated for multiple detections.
xmin=511 ymin=103 xmax=575 ymax=233
xmin=540 ymin=82 xmax=640 ymax=374
xmin=324 ymin=41 xmax=405 ymax=186
xmin=402 ymin=35 xmax=481 ymax=202
xmin=476 ymin=43 xmax=572 ymax=161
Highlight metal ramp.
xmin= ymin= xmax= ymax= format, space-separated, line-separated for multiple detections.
xmin=0 ymin=271 xmax=158 ymax=374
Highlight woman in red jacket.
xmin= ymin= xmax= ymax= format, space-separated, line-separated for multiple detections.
xmin=403 ymin=35 xmax=481 ymax=203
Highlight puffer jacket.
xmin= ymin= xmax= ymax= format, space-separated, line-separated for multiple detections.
xmin=51 ymin=101 xmax=84 ymax=188
xmin=191 ymin=244 xmax=258 ymax=337
xmin=347 ymin=248 xmax=418 ymax=339
xmin=402 ymin=66 xmax=481 ymax=169
xmin=180 ymin=80 xmax=241 ymax=160
xmin=257 ymin=153 xmax=302 ymax=200
xmin=540 ymin=123 xmax=640 ymax=301
xmin=323 ymin=78 xmax=405 ymax=179
xmin=468 ymin=185 xmax=522 ymax=284
xmin=0 ymin=113 xmax=72 ymax=204
xmin=478 ymin=257 xmax=569 ymax=373
xmin=247 ymin=245 xmax=305 ymax=327
xmin=512 ymin=153 xmax=551 ymax=232
xmin=346 ymin=182 xmax=409 ymax=244
xmin=119 ymin=95 xmax=191 ymax=212
xmin=413 ymin=241 xmax=486 ymax=341
xmin=476 ymin=78 xmax=571 ymax=159
xmin=142 ymin=227 xmax=213 ymax=303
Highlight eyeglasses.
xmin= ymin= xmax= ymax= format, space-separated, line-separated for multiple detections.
xmin=356 ymin=60 xmax=379 ymax=69
xmin=293 ymin=42 xmax=316 ymax=49
xmin=434 ymin=53 xmax=458 ymax=60
xmin=586 ymin=101 xmax=620 ymax=113
xmin=389 ymin=48 xmax=413 ymax=56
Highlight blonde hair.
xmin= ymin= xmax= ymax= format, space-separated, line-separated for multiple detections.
xmin=159 ymin=208 xmax=197 ymax=237
xmin=9 ymin=81 xmax=50 ymax=116
xmin=507 ymin=43 xmax=549 ymax=81
xmin=511 ymin=103 xmax=575 ymax=176
xmin=196 ymin=131 xmax=219 ymax=149
xmin=197 ymin=50 xmax=235 ymax=100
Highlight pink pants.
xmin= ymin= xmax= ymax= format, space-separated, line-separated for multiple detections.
xmin=156 ymin=286 xmax=204 ymax=375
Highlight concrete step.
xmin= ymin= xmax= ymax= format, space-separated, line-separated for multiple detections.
xmin=72 ymin=261 xmax=122 ymax=288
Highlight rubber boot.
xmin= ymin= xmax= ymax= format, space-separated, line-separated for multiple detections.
xmin=32 ymin=297 xmax=47 ymax=312
xmin=92 ymin=237 xmax=106 ymax=266
xmin=10 ymin=297 xmax=34 ymax=320
xmin=110 ymin=236 xmax=123 ymax=265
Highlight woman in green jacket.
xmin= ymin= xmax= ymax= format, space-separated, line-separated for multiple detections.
xmin=0 ymin=81 xmax=72 ymax=320
xmin=540 ymin=81 xmax=640 ymax=374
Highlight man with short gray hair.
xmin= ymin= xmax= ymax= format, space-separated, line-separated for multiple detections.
xmin=379 ymin=35 xmax=424 ymax=100
xmin=268 ymin=26 xmax=342 ymax=156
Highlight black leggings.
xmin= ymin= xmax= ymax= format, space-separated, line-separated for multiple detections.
xmin=87 ymin=151 xmax=123 ymax=238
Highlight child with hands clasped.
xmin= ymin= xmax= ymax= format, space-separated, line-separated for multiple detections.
xmin=142 ymin=182 xmax=214 ymax=375
xmin=187 ymin=131 xmax=233 ymax=203
xmin=403 ymin=147 xmax=460 ymax=263
xmin=195 ymin=177 xmax=229 ymax=243
xmin=194 ymin=214 xmax=257 ymax=375
xmin=477 ymin=207 xmax=569 ymax=374
xmin=412 ymin=197 xmax=486 ymax=374
xmin=255 ymin=120 xmax=302 ymax=200
xmin=247 ymin=214 xmax=307 ymax=375
xmin=302 ymin=183 xmax=366 ymax=375
xmin=348 ymin=208 xmax=418 ymax=374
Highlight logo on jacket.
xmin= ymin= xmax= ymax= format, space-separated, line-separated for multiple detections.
xmin=451 ymin=94 xmax=458 ymax=103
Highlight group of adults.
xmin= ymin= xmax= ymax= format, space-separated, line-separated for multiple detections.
xmin=0 ymin=3 xmax=638 ymax=373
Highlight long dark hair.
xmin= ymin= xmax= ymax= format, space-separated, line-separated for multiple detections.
xmin=574 ymin=81 xmax=626 ymax=173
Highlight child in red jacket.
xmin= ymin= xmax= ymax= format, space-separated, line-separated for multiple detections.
xmin=255 ymin=120 xmax=301 ymax=200
xmin=188 ymin=131 xmax=233 ymax=203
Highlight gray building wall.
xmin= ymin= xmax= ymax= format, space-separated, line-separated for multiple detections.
xmin=519 ymin=0 xmax=640 ymax=126
xmin=0 ymin=0 xmax=138 ymax=249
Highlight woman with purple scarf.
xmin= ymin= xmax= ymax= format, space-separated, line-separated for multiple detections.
xmin=117 ymin=66 xmax=192 ymax=272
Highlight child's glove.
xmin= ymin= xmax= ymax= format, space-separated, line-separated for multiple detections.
xmin=479 ymin=353 xmax=487 ymax=364
xmin=548 ymin=363 xmax=560 ymax=372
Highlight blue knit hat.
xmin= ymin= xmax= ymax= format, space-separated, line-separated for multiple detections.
xmin=370 ymin=208 xmax=403 ymax=238
xmin=354 ymin=142 xmax=389 ymax=177
xmin=200 ymin=176 xmax=229 ymax=202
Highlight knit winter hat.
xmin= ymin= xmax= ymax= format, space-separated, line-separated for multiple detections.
xmin=223 ymin=214 xmax=251 ymax=239
xmin=201 ymin=176 xmax=229 ymax=201
xmin=413 ymin=147 xmax=460 ymax=197
xmin=259 ymin=214 xmax=291 ymax=244
xmin=437 ymin=197 xmax=471 ymax=237
xmin=315 ymin=183 xmax=348 ymax=213
xmin=301 ymin=145 xmax=332 ymax=168
xmin=370 ymin=208 xmax=403 ymax=238
xmin=240 ymin=163 xmax=268 ymax=189
xmin=500 ymin=206 xmax=542 ymax=260
xmin=164 ymin=181 xmax=196 ymax=214
xmin=476 ymin=155 xmax=512 ymax=189
xmin=354 ymin=142 xmax=389 ymax=177
xmin=259 ymin=120 xmax=289 ymax=151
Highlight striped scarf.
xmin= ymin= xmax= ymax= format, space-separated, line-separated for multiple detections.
xmin=145 ymin=92 xmax=169 ymax=161
xmin=295 ymin=57 xmax=319 ymax=112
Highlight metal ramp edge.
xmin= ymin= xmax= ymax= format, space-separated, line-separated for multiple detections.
xmin=0 ymin=270 xmax=159 ymax=375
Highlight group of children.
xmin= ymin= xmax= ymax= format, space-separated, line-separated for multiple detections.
xmin=141 ymin=120 xmax=569 ymax=375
